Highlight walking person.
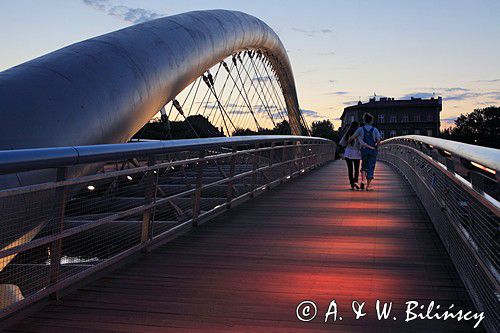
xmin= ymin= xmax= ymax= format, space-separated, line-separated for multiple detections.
xmin=340 ymin=121 xmax=361 ymax=190
xmin=349 ymin=113 xmax=381 ymax=191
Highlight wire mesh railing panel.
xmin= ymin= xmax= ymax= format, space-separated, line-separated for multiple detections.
xmin=0 ymin=137 xmax=335 ymax=319
xmin=379 ymin=142 xmax=499 ymax=332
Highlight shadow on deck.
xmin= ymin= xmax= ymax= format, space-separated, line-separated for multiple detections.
xmin=6 ymin=161 xmax=480 ymax=332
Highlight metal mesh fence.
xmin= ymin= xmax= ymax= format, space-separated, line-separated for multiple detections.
xmin=0 ymin=138 xmax=335 ymax=318
xmin=379 ymin=142 xmax=499 ymax=332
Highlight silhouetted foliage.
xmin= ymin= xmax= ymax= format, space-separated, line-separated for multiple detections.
xmin=311 ymin=120 xmax=339 ymax=141
xmin=134 ymin=117 xmax=296 ymax=140
xmin=232 ymin=120 xmax=291 ymax=136
xmin=272 ymin=120 xmax=292 ymax=135
xmin=232 ymin=128 xmax=258 ymax=136
xmin=441 ymin=106 xmax=500 ymax=148
xmin=133 ymin=115 xmax=223 ymax=140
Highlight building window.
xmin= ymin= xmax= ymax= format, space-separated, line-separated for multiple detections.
xmin=378 ymin=114 xmax=384 ymax=123
xmin=427 ymin=114 xmax=434 ymax=121
xmin=389 ymin=130 xmax=397 ymax=137
xmin=414 ymin=129 xmax=420 ymax=135
xmin=390 ymin=115 xmax=397 ymax=123
xmin=414 ymin=114 xmax=421 ymax=122
xmin=402 ymin=129 xmax=409 ymax=135
xmin=426 ymin=129 xmax=433 ymax=136
xmin=402 ymin=114 xmax=409 ymax=123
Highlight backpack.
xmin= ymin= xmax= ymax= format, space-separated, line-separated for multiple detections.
xmin=362 ymin=126 xmax=376 ymax=147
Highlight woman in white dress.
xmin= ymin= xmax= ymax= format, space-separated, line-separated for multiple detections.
xmin=340 ymin=121 xmax=361 ymax=190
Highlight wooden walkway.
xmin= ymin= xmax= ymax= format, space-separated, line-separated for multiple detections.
xmin=6 ymin=161 xmax=480 ymax=332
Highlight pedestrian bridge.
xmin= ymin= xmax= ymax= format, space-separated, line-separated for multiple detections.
xmin=0 ymin=9 xmax=498 ymax=333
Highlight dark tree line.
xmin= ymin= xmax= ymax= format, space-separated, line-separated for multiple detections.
xmin=441 ymin=106 xmax=499 ymax=149
xmin=133 ymin=117 xmax=294 ymax=140
xmin=232 ymin=120 xmax=292 ymax=136
xmin=134 ymin=115 xmax=340 ymax=142
xmin=132 ymin=115 xmax=223 ymax=140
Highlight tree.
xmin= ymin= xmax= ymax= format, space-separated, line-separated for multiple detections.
xmin=133 ymin=115 xmax=223 ymax=140
xmin=441 ymin=106 xmax=499 ymax=148
xmin=311 ymin=120 xmax=339 ymax=141
xmin=233 ymin=128 xmax=258 ymax=136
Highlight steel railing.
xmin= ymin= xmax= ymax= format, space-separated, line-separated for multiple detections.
xmin=379 ymin=135 xmax=499 ymax=332
xmin=0 ymin=135 xmax=335 ymax=319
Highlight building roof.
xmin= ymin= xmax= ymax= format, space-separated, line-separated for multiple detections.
xmin=340 ymin=96 xmax=442 ymax=120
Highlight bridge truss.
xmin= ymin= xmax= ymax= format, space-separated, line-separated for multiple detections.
xmin=136 ymin=49 xmax=310 ymax=140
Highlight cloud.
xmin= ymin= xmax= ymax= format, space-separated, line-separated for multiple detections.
xmin=82 ymin=0 xmax=164 ymax=24
xmin=444 ymin=92 xmax=481 ymax=101
xmin=319 ymin=51 xmax=335 ymax=56
xmin=291 ymin=27 xmax=333 ymax=37
xmin=399 ymin=89 xmax=500 ymax=104
xmin=301 ymin=109 xmax=324 ymax=119
xmin=400 ymin=92 xmax=435 ymax=99
xmin=443 ymin=91 xmax=499 ymax=101
xmin=326 ymin=91 xmax=349 ymax=95
xmin=442 ymin=87 xmax=469 ymax=92
xmin=475 ymin=78 xmax=500 ymax=83
xmin=418 ymin=87 xmax=469 ymax=92
xmin=441 ymin=117 xmax=457 ymax=123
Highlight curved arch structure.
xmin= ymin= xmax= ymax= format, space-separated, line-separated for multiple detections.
xmin=0 ymin=10 xmax=303 ymax=151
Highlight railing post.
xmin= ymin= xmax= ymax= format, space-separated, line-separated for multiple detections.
xmin=445 ymin=157 xmax=455 ymax=173
xmin=292 ymin=142 xmax=299 ymax=174
xmin=226 ymin=147 xmax=237 ymax=208
xmin=311 ymin=142 xmax=317 ymax=169
xmin=192 ymin=150 xmax=205 ymax=226
xmin=49 ymin=167 xmax=69 ymax=300
xmin=281 ymin=142 xmax=288 ymax=180
xmin=268 ymin=142 xmax=275 ymax=189
xmin=141 ymin=155 xmax=157 ymax=251
xmin=251 ymin=143 xmax=259 ymax=197
xmin=470 ymin=171 xmax=485 ymax=194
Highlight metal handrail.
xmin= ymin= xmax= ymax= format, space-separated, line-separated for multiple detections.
xmin=0 ymin=135 xmax=336 ymax=321
xmin=0 ymin=135 xmax=328 ymax=173
xmin=379 ymin=137 xmax=499 ymax=332
xmin=382 ymin=135 xmax=499 ymax=175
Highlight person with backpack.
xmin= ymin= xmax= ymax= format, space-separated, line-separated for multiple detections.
xmin=348 ymin=113 xmax=381 ymax=191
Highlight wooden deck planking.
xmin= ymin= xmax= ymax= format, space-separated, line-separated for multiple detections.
xmin=6 ymin=161 xmax=481 ymax=332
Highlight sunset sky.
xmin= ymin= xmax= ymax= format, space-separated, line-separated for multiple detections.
xmin=1 ymin=0 xmax=499 ymax=129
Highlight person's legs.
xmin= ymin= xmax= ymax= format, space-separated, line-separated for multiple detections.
xmin=365 ymin=151 xmax=377 ymax=190
xmin=353 ymin=159 xmax=360 ymax=184
xmin=345 ymin=158 xmax=354 ymax=188
xmin=360 ymin=150 xmax=369 ymax=189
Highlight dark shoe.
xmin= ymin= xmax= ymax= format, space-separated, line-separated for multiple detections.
xmin=353 ymin=183 xmax=360 ymax=190
xmin=360 ymin=183 xmax=365 ymax=190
